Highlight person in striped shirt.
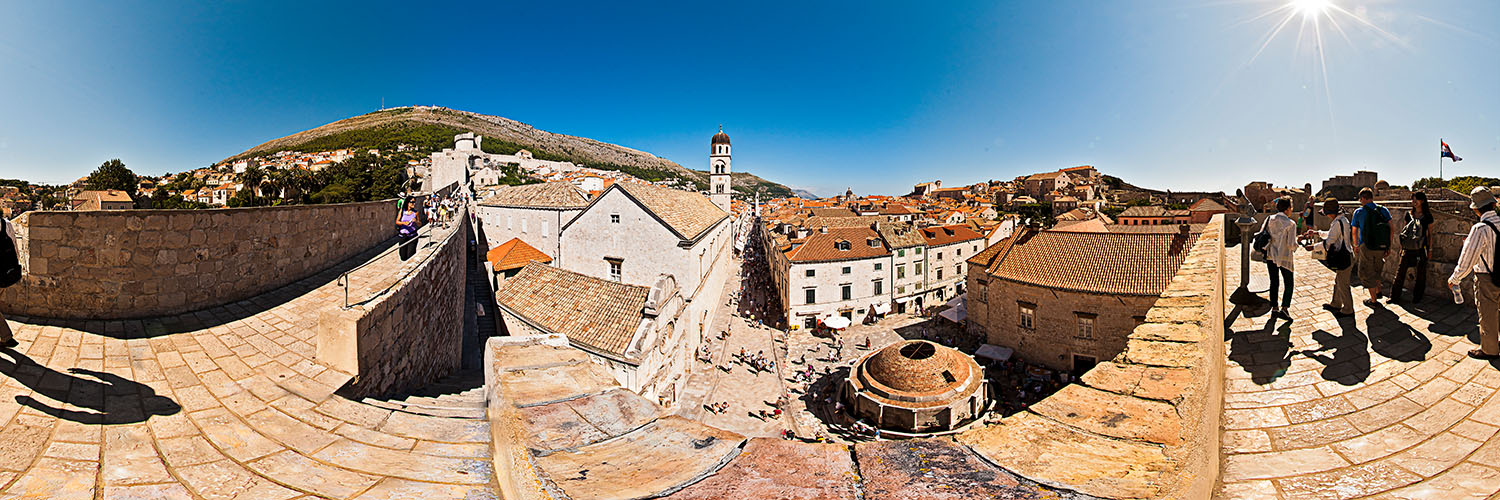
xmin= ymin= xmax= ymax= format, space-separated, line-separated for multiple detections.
xmin=1450 ymin=187 xmax=1500 ymax=360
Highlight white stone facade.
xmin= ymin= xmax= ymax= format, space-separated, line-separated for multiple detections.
xmin=474 ymin=204 xmax=580 ymax=259
xmin=785 ymin=256 xmax=893 ymax=330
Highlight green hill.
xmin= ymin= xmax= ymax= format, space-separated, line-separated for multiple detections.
xmin=223 ymin=106 xmax=796 ymax=198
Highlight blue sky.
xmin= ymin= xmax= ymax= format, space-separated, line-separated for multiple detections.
xmin=1 ymin=1 xmax=1495 ymax=196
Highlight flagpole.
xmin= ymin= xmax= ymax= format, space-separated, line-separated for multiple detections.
xmin=1439 ymin=138 xmax=1443 ymax=181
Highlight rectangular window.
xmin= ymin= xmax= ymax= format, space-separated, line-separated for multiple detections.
xmin=897 ymin=265 xmax=906 ymax=279
xmin=804 ymin=317 xmax=817 ymax=329
xmin=915 ymin=263 xmax=923 ymax=274
xmin=607 ymin=259 xmax=622 ymax=282
xmin=1019 ymin=303 xmax=1035 ymax=330
xmin=521 ymin=218 xmax=528 ymax=233
xmin=842 ymin=266 xmax=851 ymax=275
xmin=805 ymin=288 xmax=816 ymax=304
xmin=506 ymin=215 xmax=513 ymax=231
xmin=806 ymin=269 xmax=815 ymax=277
xmin=937 ymin=269 xmax=943 ymax=280
xmin=954 ymin=264 xmax=961 ymax=275
xmin=957 ymin=247 xmax=963 ymax=256
xmin=610 ymin=214 xmax=620 ymax=224
xmin=915 ymin=248 xmax=922 ymax=254
xmin=898 ymin=249 xmax=906 ymax=257
xmin=874 ymin=263 xmax=883 ymax=271
xmin=937 ymin=252 xmax=943 ymax=261
xmin=873 ymin=280 xmax=884 ymax=295
xmin=841 ymin=285 xmax=851 ymax=300
xmin=897 ymin=285 xmax=906 ymax=294
xmin=542 ymin=221 xmax=549 ymax=237
xmin=1076 ymin=314 xmax=1095 ymax=339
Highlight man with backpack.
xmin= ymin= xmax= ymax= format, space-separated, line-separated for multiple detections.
xmin=1351 ymin=188 xmax=1393 ymax=307
xmin=1449 ymin=187 xmax=1500 ymax=360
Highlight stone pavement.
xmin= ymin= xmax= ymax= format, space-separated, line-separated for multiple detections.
xmin=0 ymin=225 xmax=496 ymax=500
xmin=675 ymin=253 xmax=791 ymax=438
xmin=1219 ymin=246 xmax=1500 ymax=499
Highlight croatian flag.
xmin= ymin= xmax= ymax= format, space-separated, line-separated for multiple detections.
xmin=1442 ymin=141 xmax=1462 ymax=162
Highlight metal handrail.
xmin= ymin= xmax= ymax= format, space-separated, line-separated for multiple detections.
xmin=337 ymin=206 xmax=467 ymax=308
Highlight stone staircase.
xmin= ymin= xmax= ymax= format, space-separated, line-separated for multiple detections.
xmin=360 ymin=369 xmax=487 ymax=420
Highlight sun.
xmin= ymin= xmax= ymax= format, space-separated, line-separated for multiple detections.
xmin=1290 ymin=0 xmax=1332 ymax=18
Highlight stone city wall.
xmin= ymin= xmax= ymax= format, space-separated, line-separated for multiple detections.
xmin=0 ymin=201 xmax=395 ymax=320
xmin=958 ymin=215 xmax=1227 ymax=499
xmin=318 ymin=214 xmax=467 ymax=399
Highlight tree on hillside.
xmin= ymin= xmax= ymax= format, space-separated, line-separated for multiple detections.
xmin=1412 ymin=176 xmax=1500 ymax=195
xmin=86 ymin=159 xmax=139 ymax=194
xmin=311 ymin=151 xmax=407 ymax=204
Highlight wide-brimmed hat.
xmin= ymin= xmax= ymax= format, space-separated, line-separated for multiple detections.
xmin=1471 ymin=186 xmax=1496 ymax=210
xmin=1321 ymin=199 xmax=1341 ymax=215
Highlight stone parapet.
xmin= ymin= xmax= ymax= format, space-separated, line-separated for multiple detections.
xmin=318 ymin=213 xmax=468 ymax=399
xmin=0 ymin=201 xmax=394 ymax=319
xmin=958 ymin=214 xmax=1227 ymax=499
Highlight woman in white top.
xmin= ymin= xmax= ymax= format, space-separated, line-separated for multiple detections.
xmin=1263 ymin=197 xmax=1300 ymax=321
xmin=1304 ymin=199 xmax=1355 ymax=317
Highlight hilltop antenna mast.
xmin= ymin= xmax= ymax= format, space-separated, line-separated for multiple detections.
xmin=381 ymin=97 xmax=385 ymax=111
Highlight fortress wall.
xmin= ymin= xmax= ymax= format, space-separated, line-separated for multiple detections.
xmin=319 ymin=213 xmax=467 ymax=398
xmin=0 ymin=201 xmax=395 ymax=320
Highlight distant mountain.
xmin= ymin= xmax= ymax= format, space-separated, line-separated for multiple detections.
xmin=792 ymin=189 xmax=820 ymax=199
xmin=223 ymin=106 xmax=796 ymax=198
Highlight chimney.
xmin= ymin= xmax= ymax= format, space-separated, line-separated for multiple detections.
xmin=820 ymin=225 xmax=828 ymax=234
xmin=1169 ymin=225 xmax=1190 ymax=256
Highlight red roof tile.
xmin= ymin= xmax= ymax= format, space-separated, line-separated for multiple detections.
xmin=487 ymin=238 xmax=553 ymax=271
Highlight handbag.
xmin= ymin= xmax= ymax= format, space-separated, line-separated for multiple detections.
xmin=1320 ymin=218 xmax=1352 ymax=271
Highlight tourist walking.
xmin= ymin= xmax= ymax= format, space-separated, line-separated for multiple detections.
xmin=1262 ymin=197 xmax=1299 ymax=321
xmin=1449 ymin=187 xmax=1500 ymax=360
xmin=1391 ymin=192 xmax=1433 ymax=303
xmin=1351 ymin=188 xmax=1393 ymax=306
xmin=1305 ymin=200 xmax=1355 ymax=318
xmin=396 ymin=200 xmax=420 ymax=260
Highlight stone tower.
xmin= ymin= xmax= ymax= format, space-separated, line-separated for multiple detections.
xmin=709 ymin=126 xmax=732 ymax=212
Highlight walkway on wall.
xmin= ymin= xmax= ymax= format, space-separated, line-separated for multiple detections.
xmin=1219 ymin=247 xmax=1500 ymax=498
xmin=0 ymin=221 xmax=495 ymax=499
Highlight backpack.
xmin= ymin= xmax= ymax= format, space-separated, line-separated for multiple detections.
xmin=1398 ymin=212 xmax=1424 ymax=251
xmin=1362 ymin=207 xmax=1392 ymax=251
xmin=0 ymin=220 xmax=20 ymax=288
xmin=1483 ymin=221 xmax=1500 ymax=287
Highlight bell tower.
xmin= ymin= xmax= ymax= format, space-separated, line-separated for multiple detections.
xmin=709 ymin=126 xmax=732 ymax=212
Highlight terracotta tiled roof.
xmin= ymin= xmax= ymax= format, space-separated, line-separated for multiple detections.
xmin=920 ymin=224 xmax=984 ymax=247
xmin=481 ymin=182 xmax=589 ymax=209
xmin=981 ymin=228 xmax=1197 ymax=296
xmin=495 ymin=263 xmax=649 ymax=359
xmin=803 ymin=215 xmax=884 ymax=230
xmin=1189 ymin=198 xmax=1230 ymax=212
xmin=1118 ymin=206 xmax=1190 ymax=218
xmin=615 ymin=183 xmax=727 ymax=241
xmin=808 ymin=207 xmax=858 ymax=218
xmin=785 ymin=227 xmax=890 ymax=263
xmin=486 ymin=238 xmax=552 ymax=271
xmin=876 ymin=223 xmax=926 ymax=249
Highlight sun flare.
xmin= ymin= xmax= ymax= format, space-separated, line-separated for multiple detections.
xmin=1290 ymin=0 xmax=1332 ymax=18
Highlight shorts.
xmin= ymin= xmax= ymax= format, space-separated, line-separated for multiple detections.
xmin=1358 ymin=248 xmax=1386 ymax=288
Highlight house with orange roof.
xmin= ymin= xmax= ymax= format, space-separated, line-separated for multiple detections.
xmin=486 ymin=237 xmax=553 ymax=284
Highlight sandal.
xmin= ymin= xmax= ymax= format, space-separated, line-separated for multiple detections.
xmin=1468 ymin=349 xmax=1500 ymax=361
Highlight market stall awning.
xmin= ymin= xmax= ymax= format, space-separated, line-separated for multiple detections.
xmin=975 ymin=344 xmax=1013 ymax=362
xmin=821 ymin=315 xmax=852 ymax=329
xmin=872 ymin=302 xmax=891 ymax=315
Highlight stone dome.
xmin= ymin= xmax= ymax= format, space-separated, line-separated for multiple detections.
xmin=711 ymin=129 xmax=731 ymax=146
xmin=861 ymin=340 xmax=972 ymax=394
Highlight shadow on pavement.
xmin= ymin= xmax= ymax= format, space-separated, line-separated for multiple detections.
xmin=0 ymin=348 xmax=180 ymax=424
xmin=1226 ymin=310 xmax=1292 ymax=385
xmin=1298 ymin=319 xmax=1372 ymax=386
xmin=1366 ymin=306 xmax=1432 ymax=363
